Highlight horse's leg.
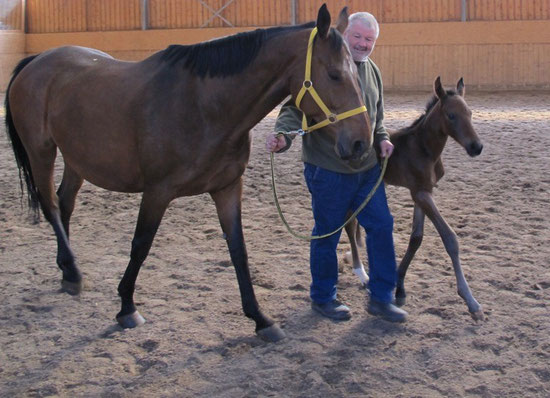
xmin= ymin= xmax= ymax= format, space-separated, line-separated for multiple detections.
xmin=413 ymin=191 xmax=484 ymax=320
xmin=344 ymin=218 xmax=369 ymax=287
xmin=55 ymin=166 xmax=85 ymax=294
xmin=29 ymin=149 xmax=82 ymax=294
xmin=116 ymin=190 xmax=171 ymax=328
xmin=395 ymin=204 xmax=425 ymax=306
xmin=211 ymin=178 xmax=285 ymax=342
xmin=57 ymin=165 xmax=84 ymax=238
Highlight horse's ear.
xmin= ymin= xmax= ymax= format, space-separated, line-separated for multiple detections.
xmin=316 ymin=3 xmax=331 ymax=39
xmin=457 ymin=77 xmax=465 ymax=97
xmin=434 ymin=76 xmax=446 ymax=100
xmin=336 ymin=7 xmax=349 ymax=34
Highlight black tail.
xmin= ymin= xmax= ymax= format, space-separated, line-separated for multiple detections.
xmin=4 ymin=55 xmax=41 ymax=220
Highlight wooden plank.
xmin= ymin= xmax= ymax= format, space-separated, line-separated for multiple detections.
xmin=274 ymin=0 xmax=279 ymax=25
xmin=21 ymin=0 xmax=550 ymax=33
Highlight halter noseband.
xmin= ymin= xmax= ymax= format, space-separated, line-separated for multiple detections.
xmin=295 ymin=27 xmax=368 ymax=134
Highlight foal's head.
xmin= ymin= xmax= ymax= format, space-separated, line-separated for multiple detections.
xmin=433 ymin=76 xmax=483 ymax=157
xmin=291 ymin=5 xmax=371 ymax=160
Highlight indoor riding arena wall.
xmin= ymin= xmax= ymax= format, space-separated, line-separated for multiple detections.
xmin=1 ymin=0 xmax=549 ymax=90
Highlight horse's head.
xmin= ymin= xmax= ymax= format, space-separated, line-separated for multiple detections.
xmin=291 ymin=5 xmax=371 ymax=160
xmin=434 ymin=76 xmax=483 ymax=157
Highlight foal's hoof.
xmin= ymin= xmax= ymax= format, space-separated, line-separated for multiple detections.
xmin=116 ymin=311 xmax=146 ymax=329
xmin=395 ymin=295 xmax=406 ymax=307
xmin=470 ymin=309 xmax=484 ymax=322
xmin=256 ymin=324 xmax=286 ymax=342
xmin=61 ymin=279 xmax=83 ymax=296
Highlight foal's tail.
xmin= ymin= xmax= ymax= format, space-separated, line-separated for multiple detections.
xmin=4 ymin=55 xmax=41 ymax=219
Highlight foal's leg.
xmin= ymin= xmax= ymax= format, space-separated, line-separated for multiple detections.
xmin=413 ymin=191 xmax=484 ymax=320
xmin=116 ymin=190 xmax=171 ymax=328
xmin=29 ymin=150 xmax=82 ymax=294
xmin=211 ymin=178 xmax=285 ymax=342
xmin=344 ymin=218 xmax=369 ymax=286
xmin=395 ymin=204 xmax=425 ymax=306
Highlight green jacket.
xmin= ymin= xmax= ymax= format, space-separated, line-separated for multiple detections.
xmin=274 ymin=58 xmax=389 ymax=174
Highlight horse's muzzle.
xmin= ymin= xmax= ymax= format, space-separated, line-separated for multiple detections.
xmin=466 ymin=141 xmax=483 ymax=157
xmin=338 ymin=140 xmax=367 ymax=160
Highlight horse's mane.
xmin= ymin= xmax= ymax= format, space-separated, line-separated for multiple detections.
xmin=160 ymin=22 xmax=344 ymax=78
xmin=400 ymin=89 xmax=458 ymax=134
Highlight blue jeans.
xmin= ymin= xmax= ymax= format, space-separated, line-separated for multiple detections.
xmin=304 ymin=163 xmax=397 ymax=304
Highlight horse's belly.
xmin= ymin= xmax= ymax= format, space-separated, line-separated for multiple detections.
xmin=56 ymin=133 xmax=144 ymax=193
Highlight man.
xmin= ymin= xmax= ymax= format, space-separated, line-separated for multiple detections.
xmin=266 ymin=12 xmax=407 ymax=323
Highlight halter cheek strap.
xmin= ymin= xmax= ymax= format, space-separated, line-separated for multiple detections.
xmin=294 ymin=27 xmax=368 ymax=134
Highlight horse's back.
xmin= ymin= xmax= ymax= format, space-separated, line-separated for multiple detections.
xmin=9 ymin=46 xmax=134 ymax=119
xmin=8 ymin=46 xmax=149 ymax=192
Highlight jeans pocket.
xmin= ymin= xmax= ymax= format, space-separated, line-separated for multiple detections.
xmin=308 ymin=165 xmax=339 ymax=194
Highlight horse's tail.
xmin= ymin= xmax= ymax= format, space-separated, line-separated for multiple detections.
xmin=4 ymin=54 xmax=41 ymax=220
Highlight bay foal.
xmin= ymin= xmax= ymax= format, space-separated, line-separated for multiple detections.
xmin=346 ymin=77 xmax=484 ymax=320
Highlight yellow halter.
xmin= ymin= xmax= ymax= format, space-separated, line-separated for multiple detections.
xmin=294 ymin=27 xmax=368 ymax=134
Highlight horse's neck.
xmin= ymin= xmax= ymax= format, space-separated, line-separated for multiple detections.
xmin=211 ymin=34 xmax=304 ymax=131
xmin=417 ymin=109 xmax=448 ymax=160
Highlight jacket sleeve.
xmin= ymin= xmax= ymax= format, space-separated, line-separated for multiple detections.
xmin=273 ymin=99 xmax=303 ymax=153
xmin=372 ymin=63 xmax=390 ymax=147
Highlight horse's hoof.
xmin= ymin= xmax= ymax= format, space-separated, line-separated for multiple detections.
xmin=61 ymin=279 xmax=83 ymax=295
xmin=256 ymin=324 xmax=286 ymax=342
xmin=116 ymin=311 xmax=146 ymax=329
xmin=470 ymin=309 xmax=484 ymax=322
xmin=395 ymin=295 xmax=406 ymax=307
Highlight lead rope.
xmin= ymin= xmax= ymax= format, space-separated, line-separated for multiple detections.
xmin=270 ymin=148 xmax=388 ymax=241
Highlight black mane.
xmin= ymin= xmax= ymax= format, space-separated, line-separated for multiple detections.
xmin=405 ymin=89 xmax=458 ymax=132
xmin=160 ymin=22 xmax=344 ymax=78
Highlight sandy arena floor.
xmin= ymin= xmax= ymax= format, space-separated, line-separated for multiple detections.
xmin=1 ymin=89 xmax=549 ymax=397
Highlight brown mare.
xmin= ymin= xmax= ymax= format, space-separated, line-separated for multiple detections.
xmin=345 ymin=77 xmax=485 ymax=321
xmin=4 ymin=5 xmax=371 ymax=342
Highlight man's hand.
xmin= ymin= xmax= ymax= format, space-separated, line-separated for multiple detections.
xmin=379 ymin=140 xmax=394 ymax=158
xmin=266 ymin=134 xmax=287 ymax=153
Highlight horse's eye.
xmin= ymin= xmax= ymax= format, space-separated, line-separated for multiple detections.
xmin=328 ymin=71 xmax=341 ymax=81
xmin=447 ymin=113 xmax=456 ymax=121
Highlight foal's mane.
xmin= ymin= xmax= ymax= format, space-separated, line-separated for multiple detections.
xmin=403 ymin=89 xmax=458 ymax=133
xmin=160 ymin=22 xmax=344 ymax=78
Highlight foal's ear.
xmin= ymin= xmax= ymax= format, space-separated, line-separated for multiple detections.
xmin=434 ymin=76 xmax=447 ymax=100
xmin=316 ymin=3 xmax=331 ymax=39
xmin=457 ymin=77 xmax=465 ymax=97
xmin=336 ymin=7 xmax=349 ymax=34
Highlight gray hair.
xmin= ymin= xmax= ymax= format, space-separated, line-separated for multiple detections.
xmin=348 ymin=12 xmax=380 ymax=38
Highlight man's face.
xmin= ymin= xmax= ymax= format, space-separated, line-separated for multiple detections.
xmin=344 ymin=22 xmax=378 ymax=62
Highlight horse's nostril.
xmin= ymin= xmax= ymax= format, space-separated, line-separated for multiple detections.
xmin=353 ymin=140 xmax=366 ymax=156
xmin=477 ymin=144 xmax=483 ymax=155
xmin=468 ymin=142 xmax=483 ymax=156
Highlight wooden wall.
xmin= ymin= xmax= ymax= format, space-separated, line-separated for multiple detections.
xmin=297 ymin=0 xmax=463 ymax=23
xmin=0 ymin=0 xmax=22 ymax=30
xmin=468 ymin=0 xmax=550 ymax=20
xmin=6 ymin=0 xmax=549 ymax=33
xmin=0 ymin=31 xmax=25 ymax=91
xmin=148 ymin=0 xmax=292 ymax=28
xmin=25 ymin=0 xmax=142 ymax=33
xmin=372 ymin=20 xmax=550 ymax=90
